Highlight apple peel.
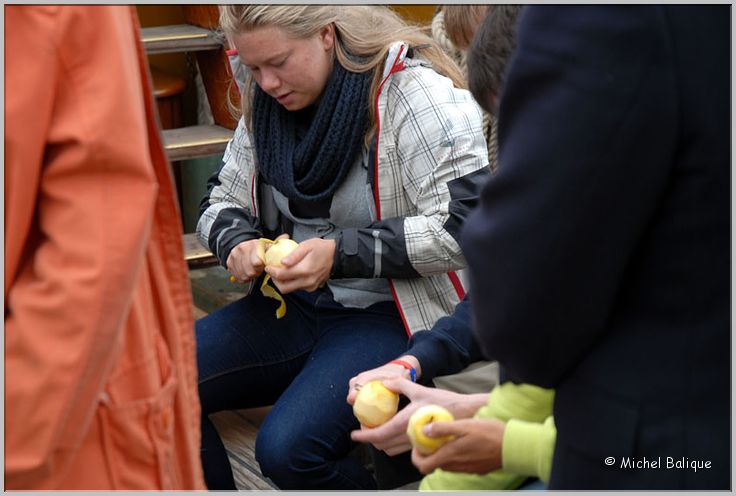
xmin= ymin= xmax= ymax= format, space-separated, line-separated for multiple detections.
xmin=257 ymin=237 xmax=298 ymax=319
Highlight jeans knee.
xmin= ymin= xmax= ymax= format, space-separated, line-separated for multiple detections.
xmin=255 ymin=429 xmax=324 ymax=489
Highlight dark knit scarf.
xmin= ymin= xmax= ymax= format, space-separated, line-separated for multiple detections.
xmin=252 ymin=61 xmax=372 ymax=202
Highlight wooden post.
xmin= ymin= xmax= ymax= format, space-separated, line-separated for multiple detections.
xmin=183 ymin=5 xmax=240 ymax=130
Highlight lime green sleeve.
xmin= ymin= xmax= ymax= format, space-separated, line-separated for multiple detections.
xmin=475 ymin=382 xmax=554 ymax=423
xmin=502 ymin=416 xmax=557 ymax=484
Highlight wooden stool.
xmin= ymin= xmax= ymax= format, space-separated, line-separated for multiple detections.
xmin=150 ymin=66 xmax=185 ymax=130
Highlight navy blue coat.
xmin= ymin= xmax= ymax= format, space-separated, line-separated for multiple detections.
xmin=462 ymin=6 xmax=729 ymax=489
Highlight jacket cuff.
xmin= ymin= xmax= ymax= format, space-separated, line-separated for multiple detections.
xmin=332 ymin=228 xmax=368 ymax=279
xmin=502 ymin=416 xmax=556 ymax=483
xmin=206 ymin=207 xmax=262 ymax=268
xmin=481 ymin=382 xmax=555 ymax=422
xmin=331 ymin=221 xmax=421 ymax=279
xmin=403 ymin=331 xmax=449 ymax=384
xmin=216 ymin=232 xmax=259 ymax=268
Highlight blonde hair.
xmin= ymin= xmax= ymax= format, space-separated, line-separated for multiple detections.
xmin=442 ymin=5 xmax=491 ymax=50
xmin=220 ymin=5 xmax=465 ymax=131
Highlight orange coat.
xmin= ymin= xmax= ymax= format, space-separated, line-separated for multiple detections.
xmin=5 ymin=6 xmax=204 ymax=489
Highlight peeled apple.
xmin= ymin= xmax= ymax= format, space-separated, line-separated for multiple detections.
xmin=406 ymin=404 xmax=455 ymax=454
xmin=353 ymin=380 xmax=400 ymax=428
xmin=257 ymin=237 xmax=299 ymax=319
xmin=263 ymin=238 xmax=298 ymax=267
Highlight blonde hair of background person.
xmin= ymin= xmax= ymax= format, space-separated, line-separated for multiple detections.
xmin=431 ymin=5 xmax=499 ymax=172
xmin=442 ymin=5 xmax=490 ymax=50
xmin=220 ymin=4 xmax=464 ymax=135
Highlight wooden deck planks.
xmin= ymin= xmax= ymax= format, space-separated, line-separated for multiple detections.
xmin=210 ymin=409 xmax=277 ymax=490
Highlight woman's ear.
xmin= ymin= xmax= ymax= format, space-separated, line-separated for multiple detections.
xmin=319 ymin=23 xmax=335 ymax=51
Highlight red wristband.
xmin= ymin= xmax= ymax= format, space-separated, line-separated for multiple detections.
xmin=390 ymin=359 xmax=417 ymax=382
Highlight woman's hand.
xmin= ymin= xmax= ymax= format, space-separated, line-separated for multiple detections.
xmin=227 ymin=238 xmax=266 ymax=282
xmin=410 ymin=418 xmax=506 ymax=475
xmin=346 ymin=357 xmax=420 ymax=405
xmin=351 ymin=394 xmax=419 ymax=456
xmin=266 ymin=237 xmax=336 ymax=293
xmin=349 ymin=378 xmax=488 ymax=456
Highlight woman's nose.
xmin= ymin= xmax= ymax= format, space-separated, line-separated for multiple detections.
xmin=259 ymin=69 xmax=281 ymax=93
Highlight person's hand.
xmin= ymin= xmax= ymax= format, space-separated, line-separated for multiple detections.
xmin=265 ymin=237 xmax=336 ymax=293
xmin=350 ymin=377 xmax=486 ymax=456
xmin=410 ymin=418 xmax=505 ymax=475
xmin=346 ymin=358 xmax=419 ymax=405
xmin=227 ymin=238 xmax=266 ymax=282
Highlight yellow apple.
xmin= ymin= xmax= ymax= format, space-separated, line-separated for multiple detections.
xmin=264 ymin=238 xmax=298 ymax=268
xmin=406 ymin=404 xmax=455 ymax=455
xmin=254 ymin=237 xmax=299 ymax=319
xmin=353 ymin=380 xmax=400 ymax=428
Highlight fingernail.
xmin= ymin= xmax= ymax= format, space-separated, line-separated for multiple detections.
xmin=423 ymin=424 xmax=433 ymax=435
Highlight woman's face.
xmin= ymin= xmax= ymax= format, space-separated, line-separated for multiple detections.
xmin=234 ymin=24 xmax=335 ymax=111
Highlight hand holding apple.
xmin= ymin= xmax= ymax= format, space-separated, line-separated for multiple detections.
xmin=226 ymin=238 xmax=267 ymax=282
xmin=347 ymin=357 xmax=420 ymax=406
xmin=265 ymin=237 xmax=336 ymax=294
xmin=406 ymin=404 xmax=455 ymax=455
xmin=349 ymin=377 xmax=489 ymax=456
xmin=227 ymin=235 xmax=296 ymax=284
xmin=409 ymin=417 xmax=506 ymax=476
xmin=259 ymin=237 xmax=298 ymax=267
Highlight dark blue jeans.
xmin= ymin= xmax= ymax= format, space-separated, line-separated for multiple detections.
xmin=196 ymin=283 xmax=408 ymax=490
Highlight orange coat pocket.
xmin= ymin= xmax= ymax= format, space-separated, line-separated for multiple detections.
xmin=98 ymin=372 xmax=179 ymax=489
xmin=97 ymin=331 xmax=180 ymax=489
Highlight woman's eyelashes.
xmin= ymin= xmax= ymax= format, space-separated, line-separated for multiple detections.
xmin=246 ymin=57 xmax=287 ymax=73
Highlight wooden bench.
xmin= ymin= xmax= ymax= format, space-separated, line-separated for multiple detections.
xmin=210 ymin=408 xmax=277 ymax=490
xmin=183 ymin=232 xmax=218 ymax=268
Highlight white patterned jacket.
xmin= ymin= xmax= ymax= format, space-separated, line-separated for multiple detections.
xmin=198 ymin=42 xmax=490 ymax=335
